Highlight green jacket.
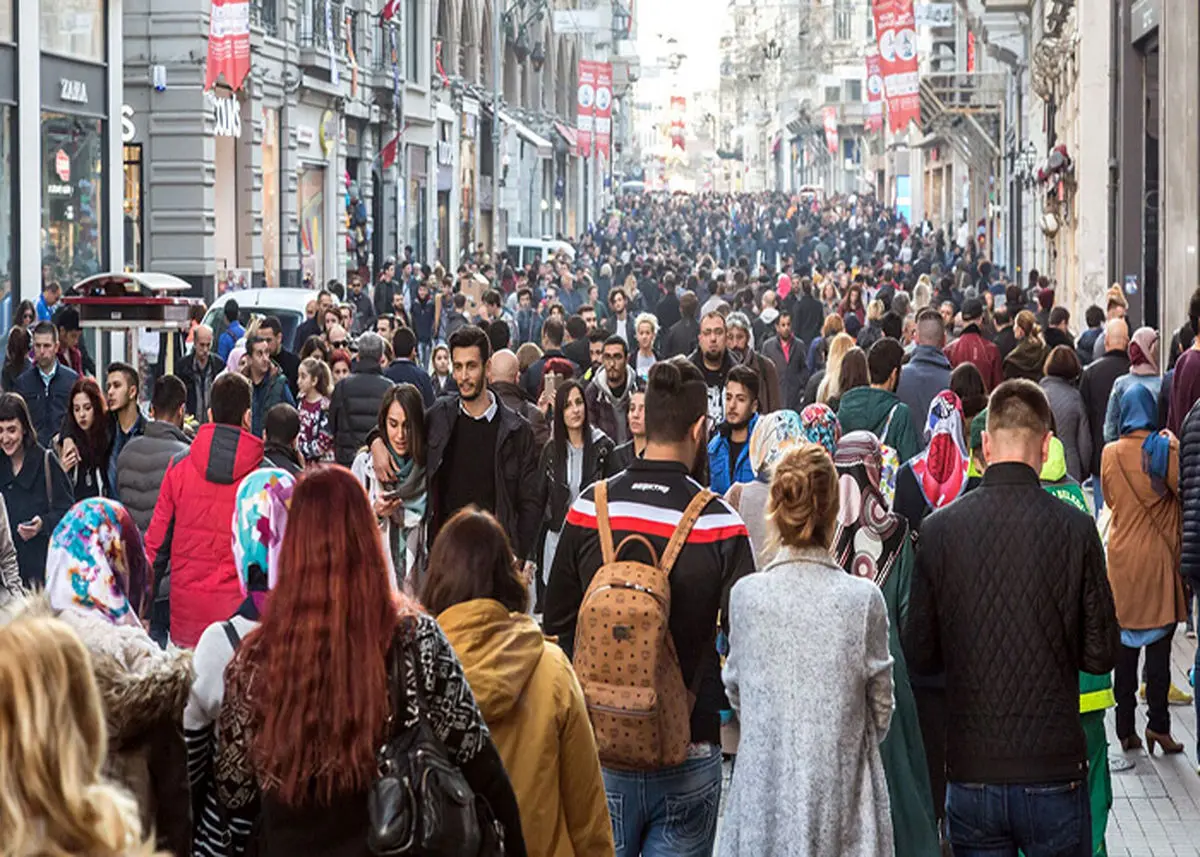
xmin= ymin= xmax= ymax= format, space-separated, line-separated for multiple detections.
xmin=1039 ymin=437 xmax=1115 ymax=713
xmin=836 ymin=386 xmax=922 ymax=464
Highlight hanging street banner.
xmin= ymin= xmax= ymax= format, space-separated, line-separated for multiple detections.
xmin=576 ymin=60 xmax=597 ymax=157
xmin=823 ymin=106 xmax=839 ymax=154
xmin=669 ymin=95 xmax=686 ymax=151
xmin=594 ymin=62 xmax=613 ymax=158
xmin=872 ymin=0 xmax=921 ymax=132
xmin=205 ymin=0 xmax=251 ymax=91
xmin=865 ymin=52 xmax=884 ymax=133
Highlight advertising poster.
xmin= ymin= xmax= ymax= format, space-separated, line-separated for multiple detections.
xmin=872 ymin=0 xmax=920 ymax=132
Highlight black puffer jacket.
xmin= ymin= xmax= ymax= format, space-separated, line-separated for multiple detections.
xmin=329 ymin=363 xmax=395 ymax=466
xmin=116 ymin=421 xmax=191 ymax=532
xmin=904 ymin=462 xmax=1118 ymax=784
xmin=536 ymin=427 xmax=617 ymax=533
xmin=1178 ymin=400 xmax=1200 ymax=585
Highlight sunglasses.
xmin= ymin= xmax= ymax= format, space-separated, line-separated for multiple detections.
xmin=330 ymin=339 xmax=348 ymax=348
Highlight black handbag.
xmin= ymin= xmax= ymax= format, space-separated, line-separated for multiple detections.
xmin=367 ymin=633 xmax=500 ymax=857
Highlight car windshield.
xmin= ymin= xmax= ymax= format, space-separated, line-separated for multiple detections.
xmin=202 ymin=306 xmax=305 ymax=351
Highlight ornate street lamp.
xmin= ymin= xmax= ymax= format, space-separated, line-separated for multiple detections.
xmin=530 ymin=41 xmax=546 ymax=72
xmin=763 ymin=39 xmax=782 ymax=60
xmin=513 ymin=26 xmax=531 ymax=63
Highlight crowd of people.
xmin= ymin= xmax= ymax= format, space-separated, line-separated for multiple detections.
xmin=0 ymin=189 xmax=1195 ymax=857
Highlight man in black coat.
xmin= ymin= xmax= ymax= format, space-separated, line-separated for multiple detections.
xmin=260 ymin=315 xmax=301 ymax=397
xmin=663 ymin=291 xmax=700 ymax=358
xmin=14 ymin=321 xmax=79 ymax=447
xmin=176 ymin=324 xmax=221 ymax=423
xmin=790 ymin=277 xmax=824 ymax=347
xmin=329 ymin=332 xmax=394 ymax=465
xmin=384 ymin=328 xmax=436 ymax=406
xmin=368 ymin=325 xmax=541 ymax=565
xmin=522 ymin=317 xmax=577 ymax=398
xmin=1079 ymin=318 xmax=1130 ymax=515
xmin=905 ymin=379 xmax=1118 ymax=855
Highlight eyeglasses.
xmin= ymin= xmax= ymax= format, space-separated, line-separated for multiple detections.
xmin=330 ymin=340 xmax=348 ymax=348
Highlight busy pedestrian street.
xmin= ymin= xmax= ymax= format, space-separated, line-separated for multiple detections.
xmin=7 ymin=0 xmax=1200 ymax=856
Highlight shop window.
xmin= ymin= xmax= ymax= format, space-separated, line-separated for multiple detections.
xmin=41 ymin=112 xmax=105 ymax=284
xmin=298 ymin=166 xmax=326 ymax=288
xmin=845 ymin=80 xmax=862 ymax=102
xmin=123 ymin=144 xmax=143 ymax=272
xmin=0 ymin=0 xmax=12 ymax=42
xmin=41 ymin=0 xmax=105 ymax=62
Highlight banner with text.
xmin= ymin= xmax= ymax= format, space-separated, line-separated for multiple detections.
xmin=205 ymin=0 xmax=251 ymax=90
xmin=865 ymin=52 xmax=884 ymax=133
xmin=872 ymin=0 xmax=920 ymax=132
xmin=823 ymin=106 xmax=839 ymax=154
xmin=576 ymin=60 xmax=597 ymax=157
xmin=669 ymin=96 xmax=686 ymax=151
xmin=593 ymin=62 xmax=613 ymax=158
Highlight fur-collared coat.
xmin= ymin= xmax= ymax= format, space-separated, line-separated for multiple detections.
xmin=3 ymin=595 xmax=194 ymax=856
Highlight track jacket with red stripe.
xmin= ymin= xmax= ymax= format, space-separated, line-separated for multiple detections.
xmin=544 ymin=457 xmax=756 ymax=748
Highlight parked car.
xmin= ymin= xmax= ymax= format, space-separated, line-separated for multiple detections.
xmin=203 ymin=288 xmax=317 ymax=351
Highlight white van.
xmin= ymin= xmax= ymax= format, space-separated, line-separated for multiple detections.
xmin=505 ymin=238 xmax=576 ymax=269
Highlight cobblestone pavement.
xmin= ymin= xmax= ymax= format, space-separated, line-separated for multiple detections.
xmin=1106 ymin=628 xmax=1200 ymax=857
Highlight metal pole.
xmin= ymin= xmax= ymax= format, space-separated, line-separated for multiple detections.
xmin=491 ymin=0 xmax=503 ymax=257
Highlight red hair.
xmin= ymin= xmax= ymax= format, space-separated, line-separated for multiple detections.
xmin=244 ymin=465 xmax=414 ymax=806
xmin=65 ymin=377 xmax=110 ymax=463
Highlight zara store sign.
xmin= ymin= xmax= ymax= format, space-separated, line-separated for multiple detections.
xmin=60 ymin=78 xmax=89 ymax=104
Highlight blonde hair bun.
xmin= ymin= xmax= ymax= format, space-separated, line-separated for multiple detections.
xmin=767 ymin=444 xmax=839 ymax=549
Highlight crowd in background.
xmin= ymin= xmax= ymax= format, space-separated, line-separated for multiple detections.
xmin=0 ymin=189 xmax=1195 ymax=857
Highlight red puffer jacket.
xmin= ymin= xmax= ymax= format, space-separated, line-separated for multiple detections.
xmin=145 ymin=422 xmax=265 ymax=648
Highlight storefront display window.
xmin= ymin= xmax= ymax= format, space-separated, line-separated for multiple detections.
xmin=123 ymin=145 xmax=143 ymax=272
xmin=1 ymin=0 xmax=13 ymax=42
xmin=42 ymin=112 xmax=105 ymax=284
xmin=298 ymin=166 xmax=325 ymax=288
xmin=1 ymin=105 xmax=13 ymax=331
xmin=42 ymin=0 xmax=105 ymax=61
xmin=262 ymin=109 xmax=280 ymax=286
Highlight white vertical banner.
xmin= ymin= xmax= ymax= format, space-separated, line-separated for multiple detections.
xmin=325 ymin=0 xmax=339 ymax=84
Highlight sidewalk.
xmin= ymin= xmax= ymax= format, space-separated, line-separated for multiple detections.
xmin=1106 ymin=628 xmax=1200 ymax=857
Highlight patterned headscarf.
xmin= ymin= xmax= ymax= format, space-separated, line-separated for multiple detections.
xmin=910 ymin=390 xmax=969 ymax=509
xmin=232 ymin=469 xmax=295 ymax=603
xmin=833 ymin=431 xmax=910 ymax=587
xmin=46 ymin=498 xmax=151 ymax=627
xmin=800 ymin=403 xmax=842 ymax=457
xmin=1129 ymin=326 xmax=1160 ymax=377
xmin=749 ymin=410 xmax=806 ymax=481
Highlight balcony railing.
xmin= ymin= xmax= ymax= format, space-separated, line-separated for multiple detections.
xmin=299 ymin=0 xmax=344 ymax=50
xmin=251 ymin=0 xmax=278 ymax=36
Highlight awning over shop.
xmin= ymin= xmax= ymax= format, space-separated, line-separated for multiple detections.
xmin=499 ymin=110 xmax=553 ymax=158
xmin=554 ymin=121 xmax=578 ymax=154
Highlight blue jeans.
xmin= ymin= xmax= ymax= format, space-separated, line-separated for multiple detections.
xmin=946 ymin=780 xmax=1091 ymax=857
xmin=603 ymin=744 xmax=722 ymax=857
xmin=1088 ymin=476 xmax=1103 ymax=520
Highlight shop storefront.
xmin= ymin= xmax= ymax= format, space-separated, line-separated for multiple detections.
xmin=210 ymin=89 xmax=243 ymax=288
xmin=295 ymin=104 xmax=339 ymax=289
xmin=407 ymin=145 xmax=428 ymax=257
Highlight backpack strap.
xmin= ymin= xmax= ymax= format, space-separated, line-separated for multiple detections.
xmin=222 ymin=620 xmax=243 ymax=651
xmin=660 ymin=489 xmax=715 ymax=577
xmin=594 ymin=479 xmax=616 ymax=565
xmin=881 ymin=403 xmax=900 ymax=441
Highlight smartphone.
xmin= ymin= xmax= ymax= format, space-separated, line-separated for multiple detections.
xmin=380 ymin=490 xmax=404 ymax=502
xmin=544 ymin=374 xmax=558 ymax=398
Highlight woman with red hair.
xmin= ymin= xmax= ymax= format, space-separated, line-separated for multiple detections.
xmin=53 ymin=376 xmax=111 ymax=499
xmin=216 ymin=465 xmax=526 ymax=856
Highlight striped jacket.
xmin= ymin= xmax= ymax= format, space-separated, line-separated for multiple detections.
xmin=543 ymin=458 xmax=755 ymax=748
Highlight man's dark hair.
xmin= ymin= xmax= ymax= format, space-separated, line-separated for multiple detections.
xmin=1189 ymin=288 xmax=1200 ymax=336
xmin=565 ymin=315 xmax=588 ymax=341
xmin=603 ymin=334 xmax=628 ymax=356
xmin=1005 ymin=284 xmax=1024 ymax=313
xmin=453 ymin=292 xmax=467 ymax=309
xmin=726 ymin=363 xmax=760 ymax=403
xmin=260 ymin=315 xmax=283 ymax=336
xmin=517 ymin=286 xmax=532 ymax=302
xmin=987 ymin=378 xmax=1052 ymax=436
xmin=487 ymin=320 xmax=510 ymax=353
xmin=867 ymin=338 xmax=905 ymax=385
xmin=679 ymin=292 xmax=700 ymax=320
xmin=392 ymin=327 xmax=417 ymax=359
xmin=880 ymin=311 xmax=903 ymax=341
xmin=542 ymin=317 xmax=565 ymax=348
xmin=210 ymin=373 xmax=253 ymax=426
xmin=265 ymin=403 xmax=300 ymax=445
xmin=1084 ymin=305 xmax=1104 ymax=329
xmin=993 ymin=307 xmax=1011 ymax=327
xmin=1044 ymin=344 xmax=1082 ymax=380
xmin=448 ymin=324 xmax=492 ymax=364
xmin=107 ymin=361 xmax=140 ymax=394
xmin=1048 ymin=306 xmax=1070 ymax=327
xmin=483 ymin=289 xmax=502 ymax=308
xmin=245 ymin=334 xmax=269 ymax=354
xmin=587 ymin=328 xmax=609 ymax=345
xmin=151 ymin=374 xmax=186 ymax=417
xmin=224 ymin=300 xmax=240 ymax=323
xmin=645 ymin=357 xmax=707 ymax=443
xmin=31 ymin=320 xmax=57 ymax=340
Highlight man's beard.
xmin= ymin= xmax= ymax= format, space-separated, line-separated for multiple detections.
xmin=726 ymin=414 xmax=752 ymax=431
xmin=459 ymin=381 xmax=482 ymax=401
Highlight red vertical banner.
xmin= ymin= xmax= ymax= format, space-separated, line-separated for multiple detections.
xmin=823 ymin=107 xmax=840 ymax=154
xmin=967 ymin=31 xmax=976 ymax=72
xmin=865 ymin=52 xmax=884 ymax=133
xmin=669 ymin=96 xmax=687 ymax=150
xmin=872 ymin=0 xmax=920 ymax=132
xmin=576 ymin=60 xmax=596 ymax=157
xmin=594 ymin=63 xmax=613 ymax=158
xmin=205 ymin=0 xmax=251 ymax=90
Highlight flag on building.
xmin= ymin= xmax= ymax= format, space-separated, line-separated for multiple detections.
xmin=865 ymin=52 xmax=884 ymax=133
xmin=577 ymin=60 xmax=597 ymax=157
xmin=872 ymin=0 xmax=921 ymax=132
xmin=379 ymin=126 xmax=407 ymax=169
xmin=823 ymin=106 xmax=839 ymax=154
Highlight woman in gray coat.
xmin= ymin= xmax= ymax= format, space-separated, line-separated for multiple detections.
xmin=1040 ymin=345 xmax=1092 ymax=482
xmin=720 ymin=443 xmax=895 ymax=857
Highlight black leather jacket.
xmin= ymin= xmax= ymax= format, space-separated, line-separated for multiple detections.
xmin=1178 ymin=400 xmax=1200 ymax=584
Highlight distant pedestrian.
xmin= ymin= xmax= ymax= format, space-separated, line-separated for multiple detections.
xmin=329 ymin=331 xmax=394 ymax=466
xmin=13 ymin=320 xmax=78 ymax=447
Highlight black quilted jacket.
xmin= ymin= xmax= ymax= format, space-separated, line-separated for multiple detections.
xmin=1178 ymin=400 xmax=1200 ymax=584
xmin=904 ymin=462 xmax=1119 ymax=784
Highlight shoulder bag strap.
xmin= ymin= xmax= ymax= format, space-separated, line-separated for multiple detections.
xmin=660 ymin=489 xmax=715 ymax=578
xmin=881 ymin=404 xmax=900 ymax=441
xmin=222 ymin=620 xmax=243 ymax=651
xmin=594 ymin=479 xmax=616 ymax=565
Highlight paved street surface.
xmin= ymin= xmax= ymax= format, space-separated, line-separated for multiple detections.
xmin=1107 ymin=629 xmax=1200 ymax=856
